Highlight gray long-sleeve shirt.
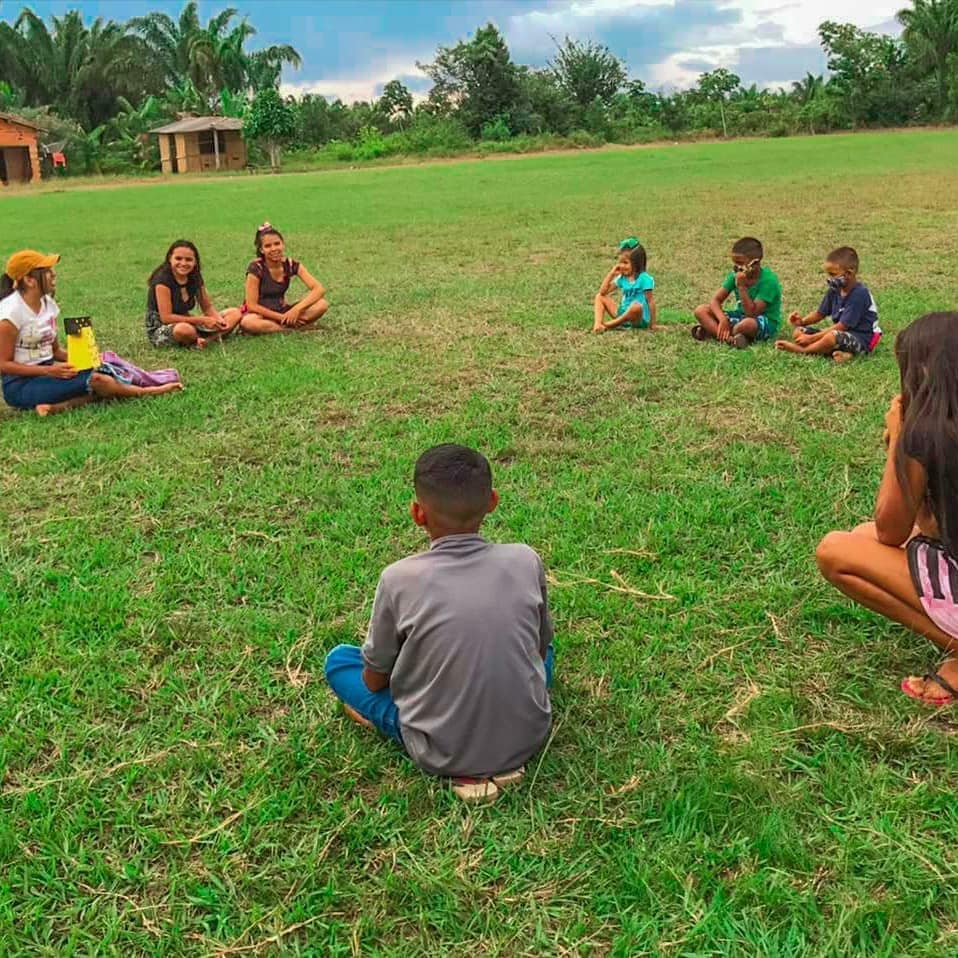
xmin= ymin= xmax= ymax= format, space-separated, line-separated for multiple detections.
xmin=361 ymin=533 xmax=553 ymax=777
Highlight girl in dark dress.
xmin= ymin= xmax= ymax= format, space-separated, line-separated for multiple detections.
xmin=238 ymin=224 xmax=329 ymax=335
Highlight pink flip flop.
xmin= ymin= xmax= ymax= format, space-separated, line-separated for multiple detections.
xmin=900 ymin=672 xmax=958 ymax=707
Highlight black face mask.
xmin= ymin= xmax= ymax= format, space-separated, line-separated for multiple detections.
xmin=828 ymin=275 xmax=846 ymax=290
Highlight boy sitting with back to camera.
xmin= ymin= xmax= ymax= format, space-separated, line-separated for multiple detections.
xmin=777 ymin=246 xmax=881 ymax=361
xmin=324 ymin=444 xmax=554 ymax=803
xmin=691 ymin=236 xmax=782 ymax=349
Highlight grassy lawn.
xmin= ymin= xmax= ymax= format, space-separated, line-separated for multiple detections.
xmin=3 ymin=130 xmax=958 ymax=956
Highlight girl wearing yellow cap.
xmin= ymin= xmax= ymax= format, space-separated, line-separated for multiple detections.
xmin=1 ymin=250 xmax=183 ymax=416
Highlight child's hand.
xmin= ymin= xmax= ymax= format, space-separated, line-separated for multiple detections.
xmin=717 ymin=320 xmax=731 ymax=343
xmin=884 ymin=394 xmax=903 ymax=446
xmin=788 ymin=310 xmax=803 ymax=326
xmin=50 ymin=362 xmax=78 ymax=380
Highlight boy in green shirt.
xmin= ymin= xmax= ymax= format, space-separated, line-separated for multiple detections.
xmin=691 ymin=237 xmax=783 ymax=348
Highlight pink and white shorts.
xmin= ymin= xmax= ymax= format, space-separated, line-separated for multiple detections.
xmin=907 ymin=536 xmax=958 ymax=639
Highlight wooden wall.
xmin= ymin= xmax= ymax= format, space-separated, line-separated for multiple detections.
xmin=0 ymin=119 xmax=40 ymax=184
xmin=156 ymin=130 xmax=247 ymax=175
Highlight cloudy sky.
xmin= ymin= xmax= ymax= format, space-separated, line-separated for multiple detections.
xmin=10 ymin=0 xmax=904 ymax=100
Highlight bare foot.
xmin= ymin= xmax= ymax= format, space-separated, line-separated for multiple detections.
xmin=833 ymin=351 xmax=854 ymax=364
xmin=145 ymin=382 xmax=184 ymax=397
xmin=343 ymin=704 xmax=374 ymax=730
xmin=592 ymin=324 xmax=606 ymax=335
xmin=36 ymin=395 xmax=94 ymax=416
xmin=776 ymin=340 xmax=803 ymax=353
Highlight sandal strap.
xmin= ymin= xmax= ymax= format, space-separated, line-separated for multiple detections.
xmin=925 ymin=671 xmax=958 ymax=699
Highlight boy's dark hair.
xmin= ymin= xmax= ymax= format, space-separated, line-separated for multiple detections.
xmin=895 ymin=312 xmax=958 ymax=559
xmin=255 ymin=223 xmax=284 ymax=257
xmin=148 ymin=239 xmax=204 ymax=294
xmin=827 ymin=246 xmax=859 ymax=272
xmin=414 ymin=444 xmax=493 ymax=522
xmin=732 ymin=237 xmax=763 ymax=260
xmin=622 ymin=243 xmax=647 ymax=276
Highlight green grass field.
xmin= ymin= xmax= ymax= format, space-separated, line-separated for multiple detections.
xmin=3 ymin=130 xmax=958 ymax=956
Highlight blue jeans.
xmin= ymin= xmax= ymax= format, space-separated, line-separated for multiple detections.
xmin=323 ymin=644 xmax=555 ymax=745
xmin=2 ymin=359 xmax=94 ymax=410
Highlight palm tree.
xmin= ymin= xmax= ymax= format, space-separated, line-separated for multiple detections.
xmin=131 ymin=1 xmax=300 ymax=109
xmin=791 ymin=73 xmax=824 ymax=105
xmin=129 ymin=2 xmax=220 ymax=104
xmin=245 ymin=45 xmax=303 ymax=93
xmin=897 ymin=0 xmax=958 ymax=117
xmin=2 ymin=10 xmax=150 ymax=129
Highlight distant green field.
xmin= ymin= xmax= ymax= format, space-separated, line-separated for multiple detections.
xmin=3 ymin=130 xmax=958 ymax=956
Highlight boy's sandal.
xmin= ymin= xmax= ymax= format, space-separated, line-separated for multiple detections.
xmin=900 ymin=672 xmax=958 ymax=706
xmin=732 ymin=333 xmax=750 ymax=350
xmin=690 ymin=324 xmax=708 ymax=341
xmin=451 ymin=776 xmax=499 ymax=803
xmin=491 ymin=766 xmax=526 ymax=787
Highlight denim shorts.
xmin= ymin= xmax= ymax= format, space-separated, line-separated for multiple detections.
xmin=2 ymin=360 xmax=94 ymax=410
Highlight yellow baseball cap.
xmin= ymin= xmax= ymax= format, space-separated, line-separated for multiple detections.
xmin=5 ymin=249 xmax=60 ymax=282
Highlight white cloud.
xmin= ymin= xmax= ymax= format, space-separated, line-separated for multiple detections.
xmin=279 ymin=0 xmax=907 ymax=103
xmin=281 ymin=58 xmax=428 ymax=104
xmin=504 ymin=0 xmax=905 ymax=88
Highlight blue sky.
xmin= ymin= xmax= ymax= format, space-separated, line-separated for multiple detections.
xmin=4 ymin=1 xmax=903 ymax=100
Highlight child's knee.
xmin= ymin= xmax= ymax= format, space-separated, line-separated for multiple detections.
xmin=815 ymin=531 xmax=849 ymax=579
xmin=324 ymin=643 xmax=361 ymax=680
xmin=173 ymin=323 xmax=197 ymax=343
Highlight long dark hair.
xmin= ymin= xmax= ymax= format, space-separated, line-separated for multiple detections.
xmin=895 ymin=312 xmax=958 ymax=557
xmin=1 ymin=268 xmax=50 ymax=302
xmin=254 ymin=222 xmax=284 ymax=258
xmin=625 ymin=244 xmax=647 ymax=276
xmin=148 ymin=239 xmax=204 ymax=294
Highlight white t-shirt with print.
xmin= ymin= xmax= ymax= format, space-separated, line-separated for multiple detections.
xmin=0 ymin=291 xmax=60 ymax=365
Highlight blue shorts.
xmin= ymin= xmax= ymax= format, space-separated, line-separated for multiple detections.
xmin=324 ymin=644 xmax=556 ymax=748
xmin=2 ymin=360 xmax=94 ymax=410
xmin=727 ymin=312 xmax=773 ymax=342
xmin=616 ymin=302 xmax=650 ymax=330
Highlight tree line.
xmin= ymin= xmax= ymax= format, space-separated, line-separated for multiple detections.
xmin=1 ymin=0 xmax=957 ymax=175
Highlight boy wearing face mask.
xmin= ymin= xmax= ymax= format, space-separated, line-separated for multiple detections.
xmin=691 ymin=236 xmax=782 ymax=348
xmin=777 ymin=246 xmax=881 ymax=361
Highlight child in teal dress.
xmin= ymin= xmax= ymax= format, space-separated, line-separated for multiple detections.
xmin=593 ymin=237 xmax=658 ymax=333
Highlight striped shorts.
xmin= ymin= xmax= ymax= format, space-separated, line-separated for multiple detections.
xmin=907 ymin=535 xmax=958 ymax=639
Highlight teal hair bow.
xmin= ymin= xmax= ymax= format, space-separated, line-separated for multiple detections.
xmin=618 ymin=236 xmax=641 ymax=250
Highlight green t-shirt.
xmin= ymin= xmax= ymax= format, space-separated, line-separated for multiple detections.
xmin=722 ymin=265 xmax=782 ymax=334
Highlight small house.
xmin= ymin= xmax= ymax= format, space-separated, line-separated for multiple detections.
xmin=0 ymin=113 xmax=42 ymax=185
xmin=151 ymin=116 xmax=246 ymax=174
